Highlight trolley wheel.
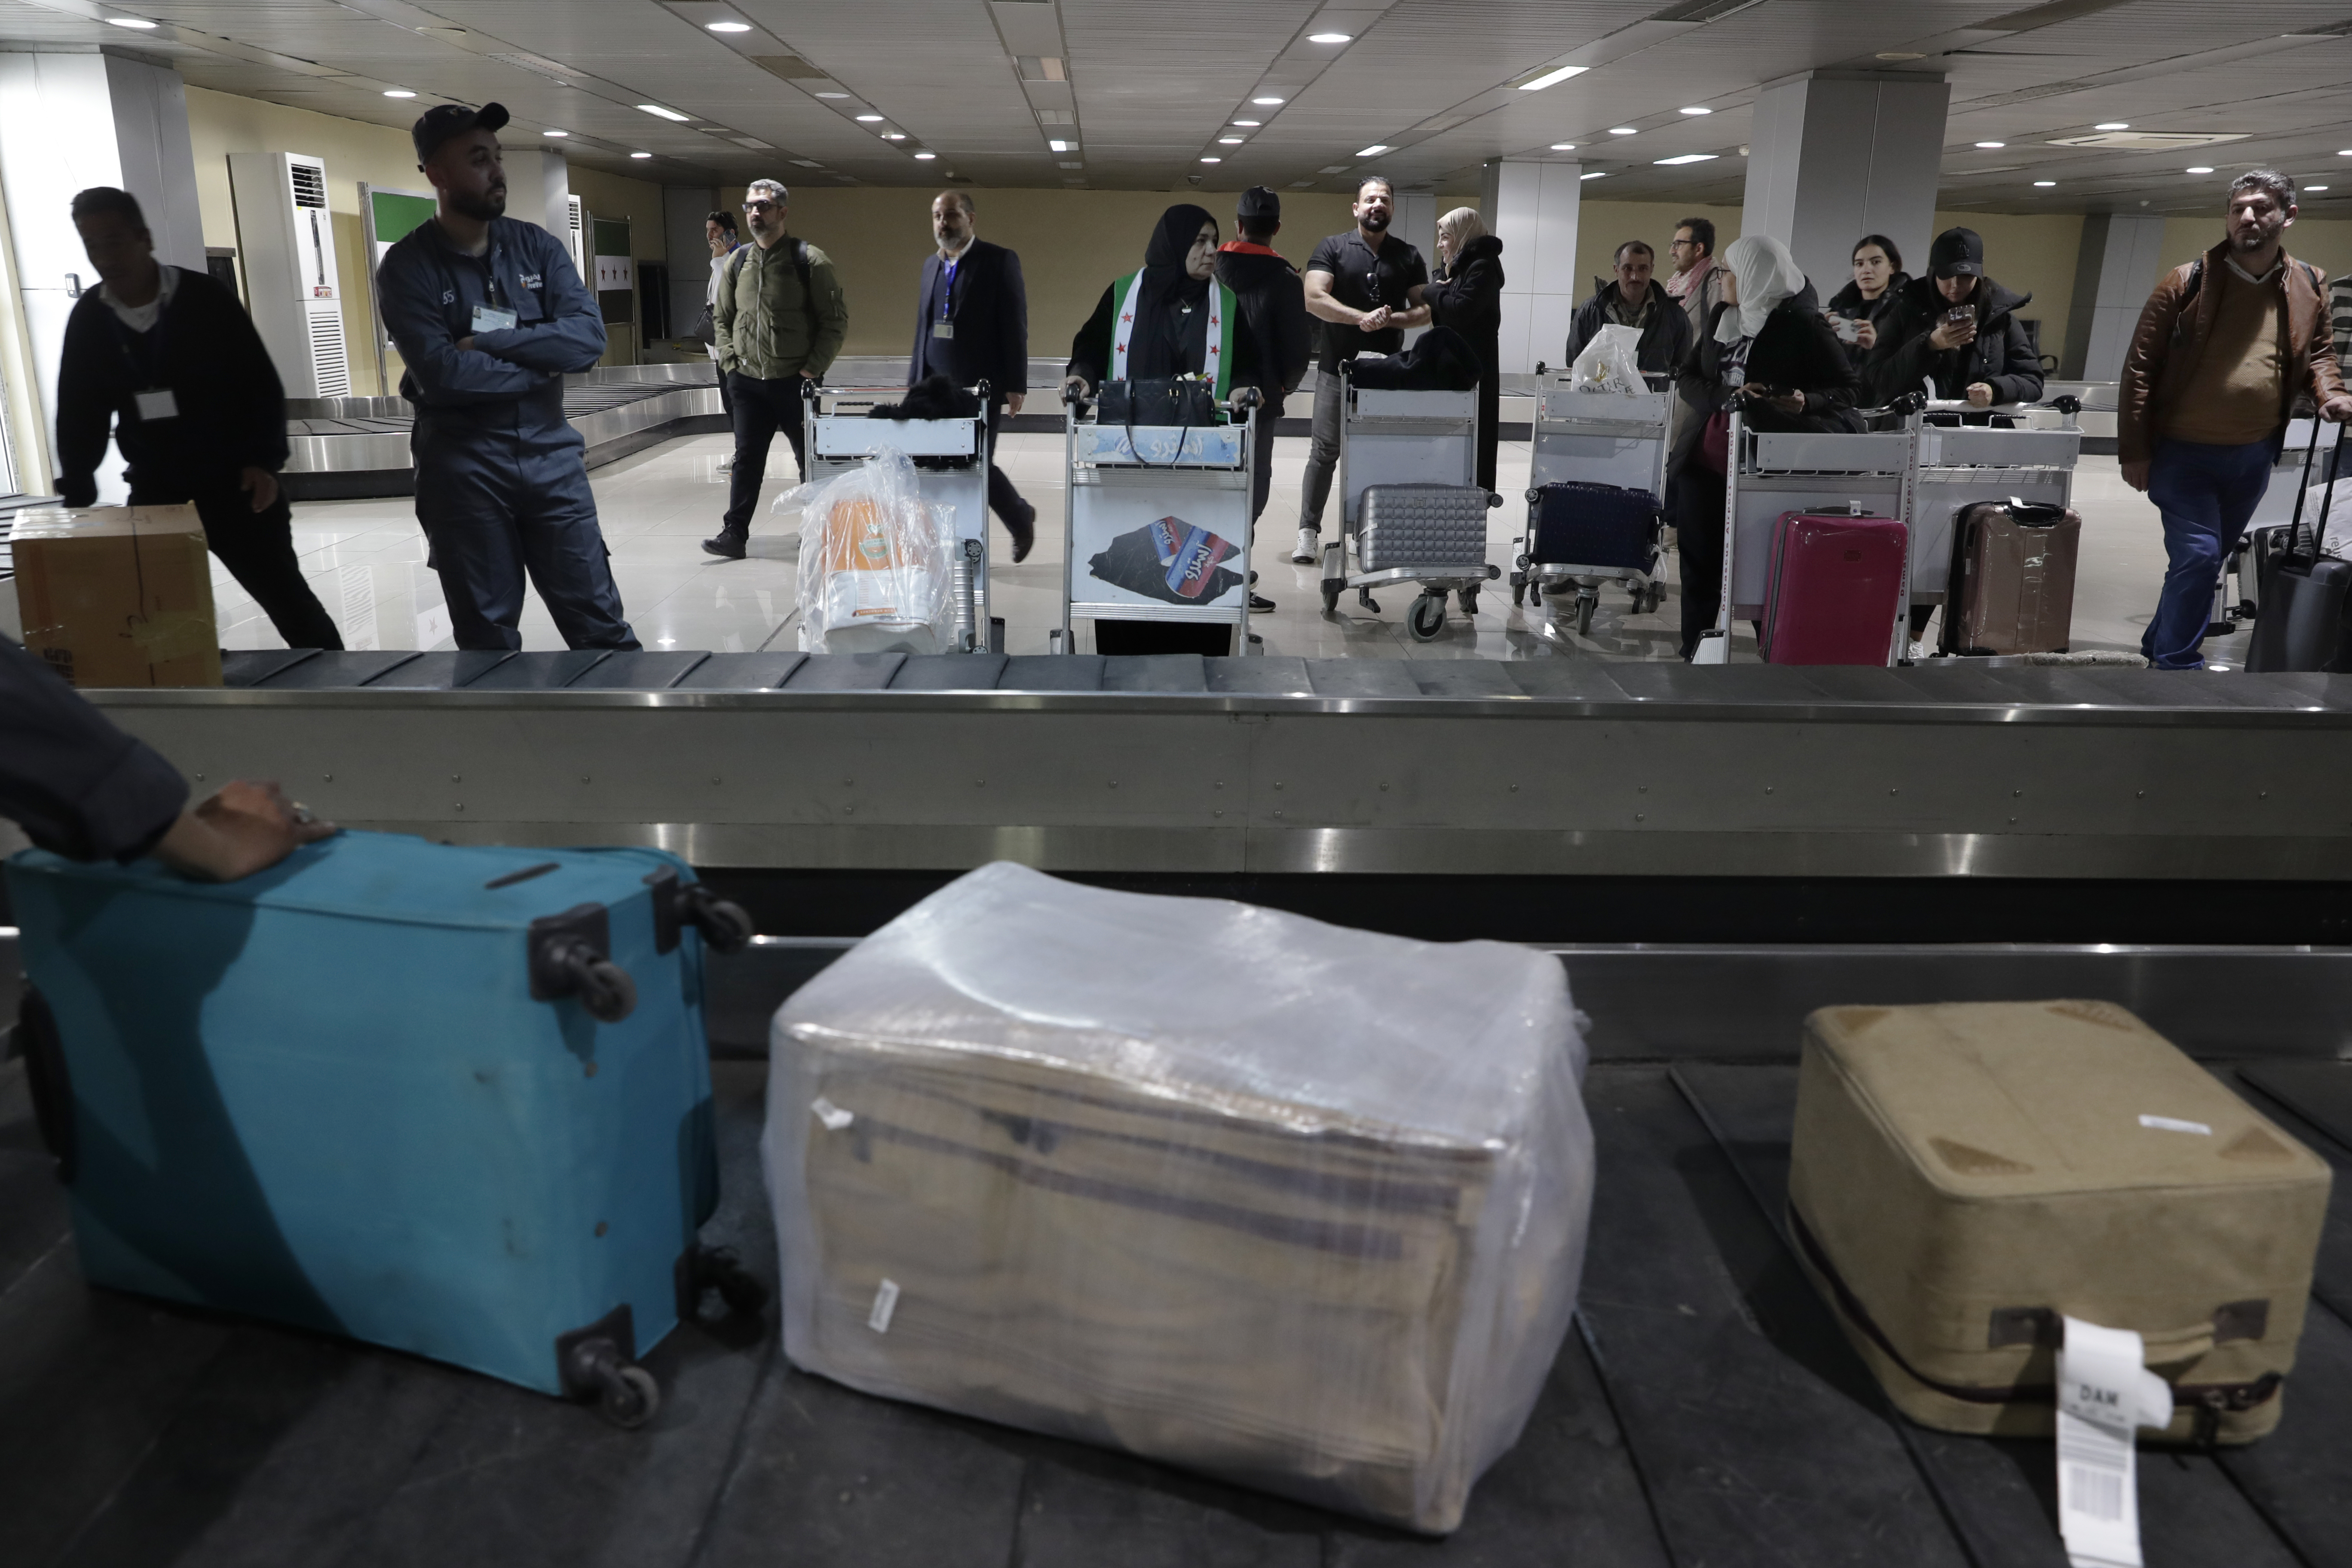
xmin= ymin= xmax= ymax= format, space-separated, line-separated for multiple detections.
xmin=1458 ymin=586 xmax=1480 ymax=616
xmin=1407 ymin=594 xmax=1447 ymax=642
xmin=1321 ymin=582 xmax=1341 ymax=615
xmin=1575 ymin=591 xmax=1598 ymax=637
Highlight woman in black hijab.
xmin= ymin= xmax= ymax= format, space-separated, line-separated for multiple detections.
xmin=1064 ymin=204 xmax=1253 ymax=397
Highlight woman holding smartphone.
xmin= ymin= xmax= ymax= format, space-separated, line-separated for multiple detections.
xmin=1860 ymin=227 xmax=2043 ymax=409
xmin=1822 ymin=235 xmax=1907 ymax=369
xmin=1667 ymin=233 xmax=1860 ymax=660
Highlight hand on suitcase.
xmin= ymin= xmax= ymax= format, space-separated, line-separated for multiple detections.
xmin=154 ymin=780 xmax=338 ymax=883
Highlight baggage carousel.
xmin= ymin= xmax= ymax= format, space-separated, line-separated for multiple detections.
xmin=280 ymin=363 xmax=726 ymax=500
xmin=3 ymin=941 xmax=2348 ymax=1568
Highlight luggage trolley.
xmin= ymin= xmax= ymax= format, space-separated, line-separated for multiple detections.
xmin=1512 ymin=374 xmax=1672 ymax=636
xmin=1321 ymin=362 xmax=1502 ymax=642
xmin=805 ymin=381 xmax=996 ymax=652
xmin=1694 ymin=402 xmax=1921 ymax=665
xmin=1908 ymin=396 xmax=2082 ymax=647
xmin=1058 ymin=387 xmax=1258 ymax=652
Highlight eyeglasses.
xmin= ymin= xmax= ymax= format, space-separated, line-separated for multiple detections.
xmin=1669 ymin=238 xmax=1697 ymax=249
xmin=741 ymin=199 xmax=778 ymax=213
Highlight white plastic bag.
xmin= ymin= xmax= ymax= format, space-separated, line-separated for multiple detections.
xmin=764 ymin=862 xmax=1594 ymax=1534
xmin=1570 ymin=322 xmax=1645 ymax=395
xmin=781 ymin=446 xmax=954 ymax=654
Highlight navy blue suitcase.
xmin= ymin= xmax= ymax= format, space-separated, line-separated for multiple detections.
xmin=6 ymin=832 xmax=761 ymax=1426
xmin=1528 ymin=482 xmax=1660 ymax=571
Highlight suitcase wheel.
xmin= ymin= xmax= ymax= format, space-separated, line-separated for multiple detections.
xmin=576 ymin=959 xmax=638 ymax=1024
xmin=558 ymin=1307 xmax=663 ymax=1429
xmin=594 ymin=1363 xmax=661 ymax=1429
xmin=1408 ymin=594 xmax=1447 ymax=641
xmin=1321 ymin=581 xmax=1341 ymax=615
xmin=682 ymin=885 xmax=756 ymax=954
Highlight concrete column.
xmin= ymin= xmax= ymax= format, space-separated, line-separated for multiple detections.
xmin=502 ymin=148 xmax=572 ymax=254
xmin=1479 ymin=159 xmax=1581 ymax=375
xmin=1741 ymin=72 xmax=1949 ymax=302
xmin=0 ymin=49 xmax=204 ymax=496
xmin=2060 ymin=213 xmax=2166 ymax=382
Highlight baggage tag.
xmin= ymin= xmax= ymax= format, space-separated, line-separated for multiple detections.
xmin=471 ymin=303 xmax=518 ymax=334
xmin=931 ymin=321 xmax=954 ymax=339
xmin=2054 ymin=1316 xmax=2176 ymax=1568
xmin=133 ymin=389 xmax=178 ymax=421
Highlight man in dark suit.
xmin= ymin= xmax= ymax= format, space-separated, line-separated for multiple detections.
xmin=910 ymin=191 xmax=1035 ymax=560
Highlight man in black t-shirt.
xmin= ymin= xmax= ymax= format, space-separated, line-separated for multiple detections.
xmin=1295 ymin=175 xmax=1429 ymax=564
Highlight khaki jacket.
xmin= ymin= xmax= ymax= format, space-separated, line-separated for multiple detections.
xmin=714 ymin=235 xmax=849 ymax=381
xmin=2119 ymin=240 xmax=2343 ymax=463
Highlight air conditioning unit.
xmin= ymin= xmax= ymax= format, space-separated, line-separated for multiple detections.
xmin=228 ymin=150 xmax=352 ymax=398
xmin=566 ymin=195 xmax=587 ymax=280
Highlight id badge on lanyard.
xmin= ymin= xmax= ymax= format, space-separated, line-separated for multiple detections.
xmin=134 ymin=389 xmax=178 ymax=421
xmin=470 ymin=263 xmax=516 ymax=334
xmin=116 ymin=296 xmax=177 ymax=421
xmin=933 ymin=256 xmax=958 ymax=339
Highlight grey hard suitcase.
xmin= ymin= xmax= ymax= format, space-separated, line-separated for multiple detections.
xmin=1358 ymin=484 xmax=1489 ymax=573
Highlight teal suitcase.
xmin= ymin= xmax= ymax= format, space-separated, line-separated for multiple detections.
xmin=6 ymin=831 xmax=755 ymax=1424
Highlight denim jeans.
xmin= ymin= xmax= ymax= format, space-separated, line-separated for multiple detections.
xmin=2142 ymin=436 xmax=2275 ymax=670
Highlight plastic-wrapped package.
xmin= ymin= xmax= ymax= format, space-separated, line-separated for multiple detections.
xmin=786 ymin=445 xmax=954 ymax=653
xmin=763 ymin=863 xmax=1593 ymax=1534
xmin=1570 ymin=322 xmax=1645 ymax=395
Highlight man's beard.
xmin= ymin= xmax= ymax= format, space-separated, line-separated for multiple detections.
xmin=1359 ymin=208 xmax=1390 ymax=232
xmin=2231 ymin=222 xmax=2277 ymax=251
xmin=448 ymin=182 xmax=505 ymax=221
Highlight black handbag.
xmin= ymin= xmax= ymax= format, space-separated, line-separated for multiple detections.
xmin=1096 ymin=377 xmax=1219 ymax=469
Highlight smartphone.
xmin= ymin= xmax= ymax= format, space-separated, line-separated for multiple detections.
xmin=1944 ymin=305 xmax=1975 ymax=327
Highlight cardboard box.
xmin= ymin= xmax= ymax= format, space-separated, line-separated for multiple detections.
xmin=12 ymin=505 xmax=221 ymax=688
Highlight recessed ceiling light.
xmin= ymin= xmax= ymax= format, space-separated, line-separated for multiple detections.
xmin=1975 ymin=141 xmax=2005 ymax=149
xmin=1580 ymin=171 xmax=1608 ymax=180
xmin=1550 ymin=142 xmax=1576 ymax=151
xmin=2034 ymin=180 xmax=2056 ymax=187
xmin=106 ymin=15 xmax=157 ymax=27
xmin=705 ymin=19 xmax=750 ymax=31
xmin=2095 ymin=122 xmax=2128 ymax=130
xmin=1655 ymin=153 xmax=1717 ymax=165
xmin=2306 ymin=184 xmax=2329 ymax=191
xmin=1517 ymin=65 xmax=1588 ymax=92
xmin=1357 ymin=144 xmax=1389 ymax=156
xmin=1608 ymin=127 xmax=1637 ymax=136
xmin=637 ymin=104 xmax=690 ymax=121
xmin=914 ymin=152 xmax=936 ymax=160
xmin=1219 ymin=137 xmax=1243 ymax=145
xmin=1233 ymin=119 xmax=1261 ymax=127
xmin=542 ymin=129 xmax=568 ymax=138
xmin=815 ymin=92 xmax=848 ymax=99
xmin=1201 ymin=156 xmax=1222 ymax=163
xmin=1049 ymin=139 xmax=1072 ymax=152
xmin=2340 ymin=149 xmax=2351 ymax=156
xmin=384 ymin=89 xmax=416 ymax=98
xmin=1308 ymin=32 xmax=1351 ymax=43
xmin=884 ymin=132 xmax=905 ymax=140
xmin=630 ymin=151 xmax=652 ymax=159
xmin=2185 ymin=165 xmax=2213 ymax=174
xmin=1253 ymin=96 xmax=1284 ymax=106
xmin=855 ymin=113 xmax=884 ymax=122
xmin=1678 ymin=106 xmax=1712 ymax=115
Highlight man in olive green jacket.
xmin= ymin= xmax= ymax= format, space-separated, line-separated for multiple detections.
xmin=706 ymin=178 xmax=850 ymax=559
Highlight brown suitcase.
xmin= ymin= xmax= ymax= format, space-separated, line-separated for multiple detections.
xmin=1939 ymin=499 xmax=2081 ymax=655
xmin=1788 ymin=1000 xmax=2331 ymax=1444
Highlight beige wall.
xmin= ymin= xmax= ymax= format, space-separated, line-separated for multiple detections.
xmin=184 ymin=86 xmax=665 ymax=388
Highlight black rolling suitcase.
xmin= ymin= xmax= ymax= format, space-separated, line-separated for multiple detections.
xmin=2246 ymin=424 xmax=2351 ymax=673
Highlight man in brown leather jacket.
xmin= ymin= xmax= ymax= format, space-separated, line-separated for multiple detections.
xmin=2119 ymin=170 xmax=2351 ymax=668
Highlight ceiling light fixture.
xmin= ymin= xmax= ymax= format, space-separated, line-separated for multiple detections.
xmin=855 ymin=113 xmax=884 ymax=122
xmin=1049 ymin=139 xmax=1072 ymax=152
xmin=1580 ymin=171 xmax=1608 ymax=180
xmin=1550 ymin=142 xmax=1576 ymax=151
xmin=2185 ymin=165 xmax=2213 ymax=173
xmin=914 ymin=151 xmax=936 ymax=160
xmin=1308 ymin=32 xmax=1351 ymax=44
xmin=1608 ymin=127 xmax=1637 ymax=136
xmin=884 ymin=132 xmax=905 ymax=140
xmin=542 ymin=129 xmax=568 ymax=138
xmin=1678 ymin=106 xmax=1712 ymax=115
xmin=2034 ymin=180 xmax=2056 ymax=187
xmin=106 ymin=15 xmax=157 ymax=27
xmin=1201 ymin=156 xmax=1222 ymax=163
xmin=2307 ymin=184 xmax=2330 ymax=191
xmin=1517 ymin=65 xmax=1588 ymax=92
xmin=1253 ymin=96 xmax=1284 ymax=105
xmin=2095 ymin=122 xmax=2128 ymax=130
xmin=384 ymin=89 xmax=416 ymax=98
xmin=1655 ymin=153 xmax=1717 ymax=165
xmin=1357 ymin=144 xmax=1389 ymax=156
xmin=705 ymin=20 xmax=750 ymax=32
xmin=1975 ymin=141 xmax=2005 ymax=149
xmin=1876 ymin=51 xmax=1923 ymax=60
xmin=631 ymin=151 xmax=652 ymax=159
xmin=815 ymin=92 xmax=848 ymax=99
xmin=637 ymin=104 xmax=691 ymax=121
xmin=1219 ymin=137 xmax=1243 ymax=144
xmin=1233 ymin=119 xmax=1260 ymax=127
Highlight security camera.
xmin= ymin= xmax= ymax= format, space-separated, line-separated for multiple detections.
xmin=1185 ymin=172 xmax=1203 ymax=185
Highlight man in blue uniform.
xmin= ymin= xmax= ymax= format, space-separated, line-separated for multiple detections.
xmin=375 ymin=102 xmax=637 ymax=651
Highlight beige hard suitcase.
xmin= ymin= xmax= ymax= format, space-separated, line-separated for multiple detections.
xmin=1788 ymin=1000 xmax=2331 ymax=1444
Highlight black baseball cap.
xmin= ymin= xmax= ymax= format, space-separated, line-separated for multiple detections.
xmin=413 ymin=101 xmax=510 ymax=165
xmin=1930 ymin=227 xmax=1984 ymax=279
xmin=1237 ymin=186 xmax=1280 ymax=222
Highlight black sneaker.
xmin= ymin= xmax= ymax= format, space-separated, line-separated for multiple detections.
xmin=701 ymin=529 xmax=747 ymax=560
xmin=1249 ymin=593 xmax=1277 ymax=612
xmin=1006 ymin=501 xmax=1037 ymax=564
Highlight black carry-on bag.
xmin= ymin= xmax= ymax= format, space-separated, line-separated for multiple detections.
xmin=2246 ymin=423 xmax=2351 ymax=673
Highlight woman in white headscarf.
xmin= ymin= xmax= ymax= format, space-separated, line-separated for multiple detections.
xmin=1666 ymin=232 xmax=1859 ymax=658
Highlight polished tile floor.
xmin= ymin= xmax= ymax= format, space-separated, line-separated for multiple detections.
xmin=231 ymin=430 xmax=2188 ymax=664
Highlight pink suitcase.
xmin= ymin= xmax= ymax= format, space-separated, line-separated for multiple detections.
xmin=1760 ymin=511 xmax=1907 ymax=665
